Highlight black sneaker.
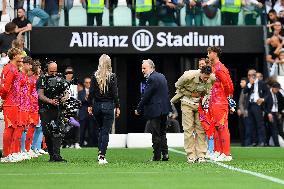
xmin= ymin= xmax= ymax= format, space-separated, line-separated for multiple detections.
xmin=151 ymin=156 xmax=161 ymax=161
xmin=162 ymin=154 xmax=169 ymax=161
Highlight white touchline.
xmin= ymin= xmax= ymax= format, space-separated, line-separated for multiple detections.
xmin=168 ymin=148 xmax=284 ymax=185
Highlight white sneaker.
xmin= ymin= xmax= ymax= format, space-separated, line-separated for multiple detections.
xmin=214 ymin=153 xmax=233 ymax=162
xmin=98 ymin=155 xmax=108 ymax=165
xmin=21 ymin=152 xmax=32 ymax=160
xmin=205 ymin=150 xmax=213 ymax=160
xmin=38 ymin=149 xmax=48 ymax=154
xmin=187 ymin=157 xmax=195 ymax=164
xmin=74 ymin=143 xmax=81 ymax=149
xmin=197 ymin=157 xmax=206 ymax=163
xmin=69 ymin=145 xmax=74 ymax=149
xmin=1 ymin=154 xmax=18 ymax=163
xmin=210 ymin=151 xmax=220 ymax=161
xmin=27 ymin=150 xmax=38 ymax=158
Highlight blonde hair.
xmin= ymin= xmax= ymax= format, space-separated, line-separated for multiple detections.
xmin=95 ymin=54 xmax=112 ymax=94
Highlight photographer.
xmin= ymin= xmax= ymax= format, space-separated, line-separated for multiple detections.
xmin=38 ymin=61 xmax=69 ymax=162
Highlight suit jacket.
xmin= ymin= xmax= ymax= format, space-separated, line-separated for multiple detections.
xmin=137 ymin=71 xmax=171 ymax=119
xmin=238 ymin=89 xmax=248 ymax=117
xmin=264 ymin=91 xmax=284 ymax=114
xmin=243 ymin=80 xmax=269 ymax=107
xmin=78 ymin=89 xmax=89 ymax=121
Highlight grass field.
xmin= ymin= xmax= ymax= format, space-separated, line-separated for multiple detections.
xmin=0 ymin=147 xmax=284 ymax=189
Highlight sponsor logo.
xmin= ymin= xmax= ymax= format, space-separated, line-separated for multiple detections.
xmin=69 ymin=30 xmax=224 ymax=51
xmin=132 ymin=29 xmax=154 ymax=51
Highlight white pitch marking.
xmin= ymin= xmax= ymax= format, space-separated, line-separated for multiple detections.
xmin=169 ymin=148 xmax=284 ymax=185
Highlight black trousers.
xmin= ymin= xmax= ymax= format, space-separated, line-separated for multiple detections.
xmin=247 ymin=103 xmax=266 ymax=145
xmin=93 ymin=101 xmax=114 ymax=156
xmin=148 ymin=114 xmax=168 ymax=159
xmin=40 ymin=109 xmax=63 ymax=160
xmin=87 ymin=13 xmax=103 ymax=26
xmin=265 ymin=113 xmax=281 ymax=146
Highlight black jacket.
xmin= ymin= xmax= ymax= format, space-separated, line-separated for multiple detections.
xmin=137 ymin=71 xmax=171 ymax=119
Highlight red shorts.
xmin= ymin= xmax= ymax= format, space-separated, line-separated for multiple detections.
xmin=18 ymin=111 xmax=29 ymax=127
xmin=3 ymin=106 xmax=19 ymax=128
xmin=29 ymin=112 xmax=39 ymax=126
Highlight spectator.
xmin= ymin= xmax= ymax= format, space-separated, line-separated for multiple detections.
xmin=266 ymin=35 xmax=283 ymax=64
xmin=220 ymin=0 xmax=241 ymax=25
xmin=0 ymin=0 xmax=7 ymax=21
xmin=11 ymin=37 xmax=30 ymax=57
xmin=202 ymin=0 xmax=220 ymax=26
xmin=267 ymin=9 xmax=280 ymax=32
xmin=185 ymin=0 xmax=203 ymax=26
xmin=23 ymin=0 xmax=49 ymax=27
xmin=157 ymin=0 xmax=179 ymax=26
xmin=243 ymin=69 xmax=268 ymax=146
xmin=42 ymin=0 xmax=64 ymax=26
xmin=79 ymin=77 xmax=97 ymax=147
xmin=82 ymin=0 xmax=105 ymax=26
xmin=264 ymin=82 xmax=284 ymax=146
xmin=237 ymin=77 xmax=249 ymax=146
xmin=270 ymin=48 xmax=284 ymax=77
xmin=267 ymin=21 xmax=284 ymax=38
xmin=242 ymin=0 xmax=263 ymax=25
xmin=0 ymin=22 xmax=17 ymax=55
xmin=273 ymin=0 xmax=284 ymax=17
xmin=256 ymin=72 xmax=263 ymax=80
xmin=12 ymin=8 xmax=32 ymax=35
xmin=135 ymin=0 xmax=158 ymax=26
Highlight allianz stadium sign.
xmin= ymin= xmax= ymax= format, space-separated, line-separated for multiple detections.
xmin=30 ymin=26 xmax=264 ymax=54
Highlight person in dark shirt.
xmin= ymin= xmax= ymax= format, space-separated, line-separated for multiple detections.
xmin=0 ymin=22 xmax=17 ymax=55
xmin=88 ymin=54 xmax=120 ymax=165
xmin=12 ymin=7 xmax=32 ymax=35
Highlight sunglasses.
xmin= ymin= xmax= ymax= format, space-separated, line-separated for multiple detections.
xmin=65 ymin=71 xmax=74 ymax=74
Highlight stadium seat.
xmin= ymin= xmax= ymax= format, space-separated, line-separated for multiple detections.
xmin=102 ymin=7 xmax=110 ymax=26
xmin=69 ymin=6 xmax=87 ymax=26
xmin=180 ymin=7 xmax=186 ymax=26
xmin=59 ymin=11 xmax=65 ymax=26
xmin=113 ymin=6 xmax=132 ymax=26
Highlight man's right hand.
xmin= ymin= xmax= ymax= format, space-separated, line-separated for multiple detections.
xmin=49 ymin=99 xmax=59 ymax=106
xmin=88 ymin=107 xmax=93 ymax=115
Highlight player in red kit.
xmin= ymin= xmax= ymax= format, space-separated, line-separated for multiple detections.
xmin=25 ymin=60 xmax=40 ymax=152
xmin=207 ymin=46 xmax=235 ymax=162
xmin=0 ymin=48 xmax=23 ymax=162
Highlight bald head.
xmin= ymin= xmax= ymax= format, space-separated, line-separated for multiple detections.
xmin=48 ymin=62 xmax=57 ymax=76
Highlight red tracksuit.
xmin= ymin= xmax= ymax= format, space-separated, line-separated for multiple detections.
xmin=209 ymin=61 xmax=234 ymax=156
xmin=0 ymin=63 xmax=20 ymax=157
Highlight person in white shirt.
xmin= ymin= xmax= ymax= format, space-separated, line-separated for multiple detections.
xmin=273 ymin=0 xmax=284 ymax=17
xmin=0 ymin=0 xmax=7 ymax=21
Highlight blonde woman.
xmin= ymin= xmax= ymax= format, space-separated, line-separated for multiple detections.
xmin=88 ymin=54 xmax=120 ymax=164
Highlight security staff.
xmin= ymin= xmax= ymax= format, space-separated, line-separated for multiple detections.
xmin=171 ymin=66 xmax=215 ymax=163
xmin=82 ymin=0 xmax=104 ymax=26
xmin=38 ymin=61 xmax=69 ymax=162
xmin=135 ymin=0 xmax=158 ymax=26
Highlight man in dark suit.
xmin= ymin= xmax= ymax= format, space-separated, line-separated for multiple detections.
xmin=78 ymin=77 xmax=97 ymax=147
xmin=135 ymin=59 xmax=171 ymax=161
xmin=264 ymin=82 xmax=284 ymax=146
xmin=243 ymin=69 xmax=269 ymax=146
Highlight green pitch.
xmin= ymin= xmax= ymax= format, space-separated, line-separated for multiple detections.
xmin=0 ymin=147 xmax=284 ymax=189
